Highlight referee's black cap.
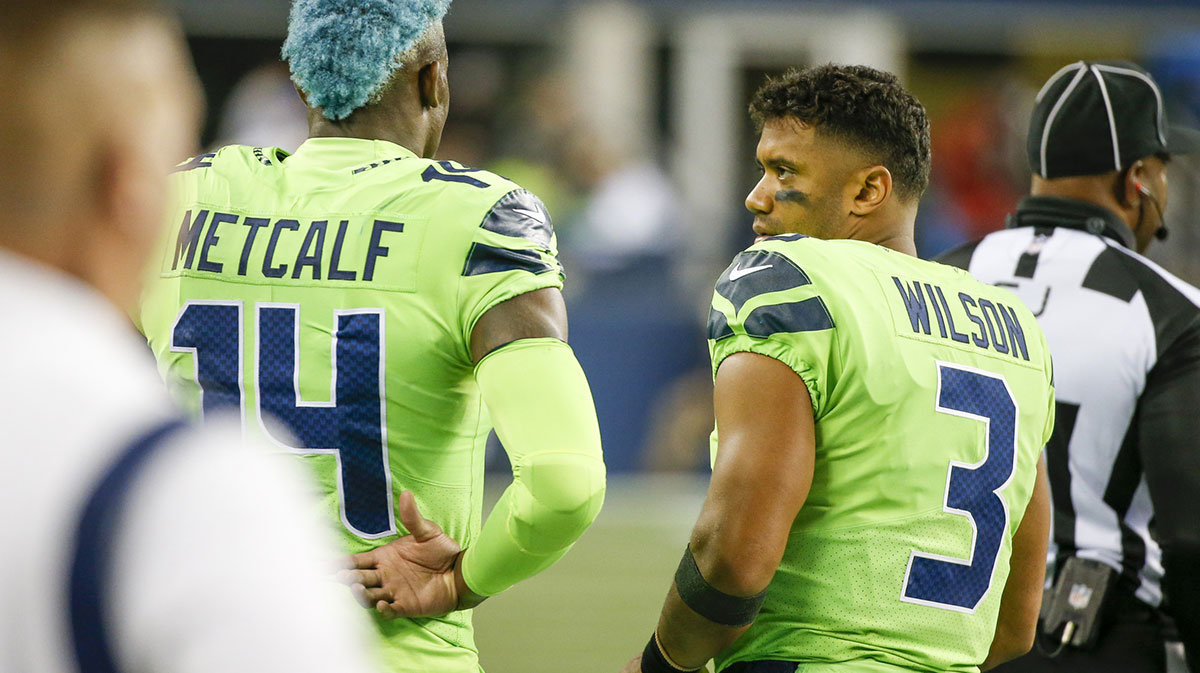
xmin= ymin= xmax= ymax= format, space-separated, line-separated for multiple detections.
xmin=1028 ymin=60 xmax=1200 ymax=179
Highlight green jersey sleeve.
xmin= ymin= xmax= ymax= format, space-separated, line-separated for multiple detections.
xmin=456 ymin=189 xmax=564 ymax=346
xmin=708 ymin=243 xmax=838 ymax=417
xmin=1043 ymin=345 xmax=1057 ymax=447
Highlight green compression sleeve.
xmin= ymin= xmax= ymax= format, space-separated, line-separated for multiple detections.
xmin=461 ymin=338 xmax=607 ymax=597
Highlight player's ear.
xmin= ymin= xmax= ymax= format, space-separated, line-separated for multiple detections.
xmin=849 ymin=165 xmax=892 ymax=217
xmin=294 ymin=83 xmax=310 ymax=108
xmin=418 ymin=59 xmax=444 ymax=110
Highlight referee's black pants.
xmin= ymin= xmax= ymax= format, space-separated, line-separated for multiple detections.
xmin=992 ymin=589 xmax=1167 ymax=673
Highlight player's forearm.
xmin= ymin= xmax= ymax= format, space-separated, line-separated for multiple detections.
xmin=980 ymin=622 xmax=1035 ymax=670
xmin=461 ymin=468 xmax=603 ymax=595
xmin=461 ymin=338 xmax=606 ymax=597
xmin=647 ymin=530 xmax=774 ymax=671
xmin=452 ymin=551 xmax=488 ymax=610
xmin=654 ymin=585 xmax=751 ymax=670
xmin=981 ymin=458 xmax=1049 ymax=670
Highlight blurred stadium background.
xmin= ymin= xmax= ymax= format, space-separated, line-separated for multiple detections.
xmin=169 ymin=0 xmax=1200 ymax=670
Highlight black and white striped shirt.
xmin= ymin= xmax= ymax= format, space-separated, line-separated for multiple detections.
xmin=939 ymin=195 xmax=1200 ymax=659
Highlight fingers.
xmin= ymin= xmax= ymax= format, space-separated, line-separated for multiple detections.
xmin=347 ymin=581 xmax=392 ymax=609
xmin=373 ymin=597 xmax=438 ymax=620
xmin=349 ymin=583 xmax=372 ymax=608
xmin=362 ymin=586 xmax=391 ymax=605
xmin=349 ymin=550 xmax=377 ymax=570
xmin=376 ymin=599 xmax=402 ymax=620
xmin=336 ymin=569 xmax=381 ymax=588
xmin=395 ymin=490 xmax=443 ymax=542
xmin=373 ymin=595 xmax=445 ymax=620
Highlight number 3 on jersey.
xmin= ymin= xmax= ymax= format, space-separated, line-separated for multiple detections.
xmin=902 ymin=363 xmax=1018 ymax=613
xmin=170 ymin=301 xmax=396 ymax=539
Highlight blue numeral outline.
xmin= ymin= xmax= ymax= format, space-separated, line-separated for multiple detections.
xmin=901 ymin=361 xmax=1019 ymax=613
xmin=253 ymin=303 xmax=396 ymax=540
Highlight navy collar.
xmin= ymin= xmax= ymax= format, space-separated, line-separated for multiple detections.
xmin=1006 ymin=196 xmax=1134 ymax=249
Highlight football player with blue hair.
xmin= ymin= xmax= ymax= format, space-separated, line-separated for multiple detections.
xmin=139 ymin=1 xmax=606 ymax=671
xmin=282 ymin=0 xmax=452 ymax=130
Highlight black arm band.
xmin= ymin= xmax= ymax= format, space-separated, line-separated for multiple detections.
xmin=674 ymin=544 xmax=767 ymax=627
xmin=641 ymin=632 xmax=699 ymax=673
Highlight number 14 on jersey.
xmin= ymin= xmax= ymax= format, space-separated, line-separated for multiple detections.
xmin=170 ymin=300 xmax=397 ymax=539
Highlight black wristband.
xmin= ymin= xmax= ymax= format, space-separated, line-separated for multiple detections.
xmin=641 ymin=632 xmax=698 ymax=673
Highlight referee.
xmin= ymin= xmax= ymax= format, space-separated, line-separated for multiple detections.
xmin=940 ymin=60 xmax=1200 ymax=673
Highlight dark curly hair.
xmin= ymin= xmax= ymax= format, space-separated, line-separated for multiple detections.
xmin=749 ymin=64 xmax=931 ymax=201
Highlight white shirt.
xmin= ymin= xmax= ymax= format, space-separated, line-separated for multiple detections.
xmin=0 ymin=249 xmax=380 ymax=673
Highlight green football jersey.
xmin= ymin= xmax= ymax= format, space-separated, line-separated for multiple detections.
xmin=707 ymin=235 xmax=1055 ymax=673
xmin=139 ymin=138 xmax=564 ymax=673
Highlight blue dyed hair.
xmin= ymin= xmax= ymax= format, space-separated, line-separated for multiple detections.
xmin=282 ymin=0 xmax=451 ymax=121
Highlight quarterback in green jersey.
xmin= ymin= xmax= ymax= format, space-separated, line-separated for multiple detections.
xmin=139 ymin=1 xmax=606 ymax=671
xmin=626 ymin=66 xmax=1053 ymax=673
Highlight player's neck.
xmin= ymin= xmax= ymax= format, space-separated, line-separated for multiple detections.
xmin=845 ymin=210 xmax=918 ymax=256
xmin=869 ymin=233 xmax=918 ymax=256
xmin=306 ymin=110 xmax=435 ymax=158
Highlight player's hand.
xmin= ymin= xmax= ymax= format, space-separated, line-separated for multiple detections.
xmin=339 ymin=490 xmax=462 ymax=619
xmin=620 ymin=654 xmax=643 ymax=673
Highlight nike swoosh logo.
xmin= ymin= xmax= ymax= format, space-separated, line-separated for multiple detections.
xmin=512 ymin=207 xmax=545 ymax=224
xmin=729 ymin=264 xmax=773 ymax=281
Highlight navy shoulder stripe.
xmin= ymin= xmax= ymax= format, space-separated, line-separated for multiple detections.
xmin=70 ymin=418 xmax=189 ymax=673
xmin=716 ymin=249 xmax=813 ymax=313
xmin=743 ymin=298 xmax=835 ymax=338
xmin=479 ymin=190 xmax=554 ymax=250
xmin=171 ymin=153 xmax=215 ymax=174
xmin=463 ymin=243 xmax=556 ymax=277
xmin=707 ymin=307 xmax=734 ymax=341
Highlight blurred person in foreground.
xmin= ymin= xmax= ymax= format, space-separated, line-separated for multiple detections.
xmin=623 ymin=65 xmax=1055 ymax=673
xmin=0 ymin=1 xmax=380 ymax=672
xmin=940 ymin=60 xmax=1200 ymax=673
xmin=137 ymin=1 xmax=606 ymax=671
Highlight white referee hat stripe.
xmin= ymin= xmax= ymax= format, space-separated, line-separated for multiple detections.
xmin=1089 ymin=65 xmax=1122 ymax=172
xmin=1039 ymin=66 xmax=1090 ymax=179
